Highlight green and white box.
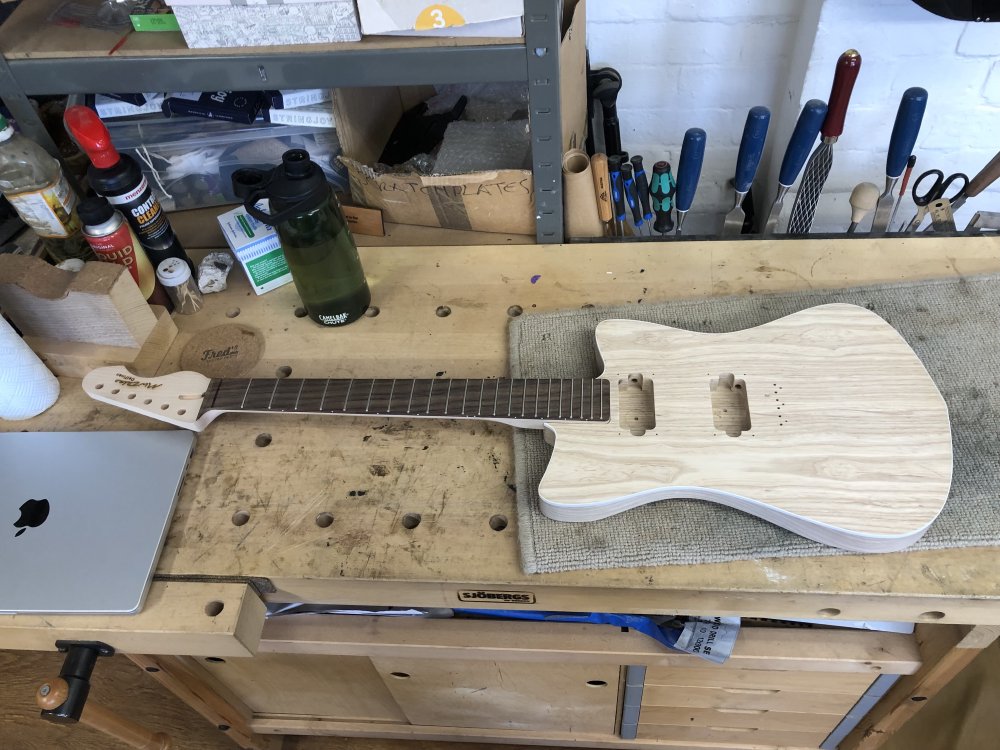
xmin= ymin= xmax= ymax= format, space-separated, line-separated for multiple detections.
xmin=218 ymin=202 xmax=292 ymax=295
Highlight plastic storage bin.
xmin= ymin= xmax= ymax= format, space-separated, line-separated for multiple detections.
xmin=101 ymin=116 xmax=347 ymax=212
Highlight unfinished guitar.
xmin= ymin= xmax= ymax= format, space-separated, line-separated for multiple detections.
xmin=83 ymin=304 xmax=953 ymax=553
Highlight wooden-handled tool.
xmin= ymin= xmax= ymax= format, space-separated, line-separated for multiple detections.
xmin=763 ymin=99 xmax=827 ymax=236
xmin=722 ymin=106 xmax=771 ymax=235
xmin=848 ymin=182 xmax=880 ymax=232
xmin=787 ymin=50 xmax=862 ymax=234
xmin=591 ymin=153 xmax=613 ymax=235
xmin=37 ymin=678 xmax=172 ymax=750
xmin=952 ymin=149 xmax=1000 ymax=212
xmin=871 ymin=87 xmax=928 ymax=232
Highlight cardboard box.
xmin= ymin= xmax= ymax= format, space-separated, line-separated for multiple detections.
xmin=217 ymin=203 xmax=293 ymax=295
xmin=357 ymin=0 xmax=523 ymax=36
xmin=336 ymin=0 xmax=586 ymax=235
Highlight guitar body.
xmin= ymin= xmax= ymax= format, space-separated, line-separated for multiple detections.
xmin=538 ymin=304 xmax=953 ymax=552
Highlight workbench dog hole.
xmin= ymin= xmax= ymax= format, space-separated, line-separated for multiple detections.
xmin=225 ymin=307 xmax=240 ymax=318
xmin=586 ymin=680 xmax=608 ymax=687
xmin=315 ymin=512 xmax=334 ymax=528
xmin=204 ymin=601 xmax=225 ymax=617
xmin=255 ymin=433 xmax=272 ymax=447
xmin=364 ymin=305 xmax=380 ymax=318
xmin=294 ymin=306 xmax=308 ymax=318
xmin=436 ymin=305 xmax=451 ymax=317
xmin=275 ymin=365 xmax=292 ymax=378
xmin=231 ymin=510 xmax=250 ymax=526
xmin=919 ymin=611 xmax=946 ymax=621
xmin=204 ymin=656 xmax=226 ymax=663
xmin=390 ymin=672 xmax=411 ymax=679
xmin=144 ymin=667 xmax=160 ymax=673
xmin=402 ymin=512 xmax=422 ymax=529
xmin=489 ymin=514 xmax=508 ymax=531
xmin=507 ymin=305 xmax=523 ymax=317
xmin=817 ymin=608 xmax=842 ymax=617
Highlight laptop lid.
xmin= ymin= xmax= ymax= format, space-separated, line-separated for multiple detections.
xmin=0 ymin=430 xmax=196 ymax=615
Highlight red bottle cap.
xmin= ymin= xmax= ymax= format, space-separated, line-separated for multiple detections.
xmin=63 ymin=106 xmax=120 ymax=169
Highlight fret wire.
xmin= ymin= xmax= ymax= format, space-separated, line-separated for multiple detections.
xmin=569 ymin=379 xmax=574 ymax=419
xmin=319 ymin=379 xmax=330 ymax=411
xmin=364 ymin=380 xmax=376 ymax=413
xmin=547 ymin=378 xmax=552 ymax=419
xmin=492 ymin=379 xmax=500 ymax=416
xmin=462 ymin=379 xmax=469 ymax=416
xmin=507 ymin=379 xmax=513 ymax=417
xmin=589 ymin=378 xmax=594 ymax=420
xmin=600 ymin=380 xmax=606 ymax=421
xmin=426 ymin=379 xmax=435 ymax=414
xmin=406 ymin=379 xmax=416 ymax=415
xmin=293 ymin=379 xmax=305 ymax=411
xmin=240 ymin=378 xmax=253 ymax=409
xmin=535 ymin=378 xmax=540 ymax=419
xmin=267 ymin=378 xmax=280 ymax=409
xmin=477 ymin=380 xmax=484 ymax=416
xmin=387 ymin=378 xmax=396 ymax=413
xmin=521 ymin=379 xmax=526 ymax=418
xmin=343 ymin=379 xmax=353 ymax=412
xmin=558 ymin=379 xmax=563 ymax=419
xmin=445 ymin=379 xmax=453 ymax=415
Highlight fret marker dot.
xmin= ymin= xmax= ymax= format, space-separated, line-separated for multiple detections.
xmin=364 ymin=306 xmax=380 ymax=318
xmin=489 ymin=515 xmax=508 ymax=532
xmin=402 ymin=513 xmax=421 ymax=529
xmin=294 ymin=307 xmax=308 ymax=318
xmin=255 ymin=433 xmax=272 ymax=447
xmin=276 ymin=366 xmax=292 ymax=378
xmin=231 ymin=511 xmax=250 ymax=526
xmin=507 ymin=305 xmax=523 ymax=317
xmin=436 ymin=306 xmax=451 ymax=317
xmin=225 ymin=308 xmax=240 ymax=318
xmin=315 ymin=512 xmax=334 ymax=528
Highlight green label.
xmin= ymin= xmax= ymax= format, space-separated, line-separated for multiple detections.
xmin=246 ymin=249 xmax=290 ymax=286
xmin=236 ymin=214 xmax=255 ymax=239
xmin=130 ymin=14 xmax=181 ymax=32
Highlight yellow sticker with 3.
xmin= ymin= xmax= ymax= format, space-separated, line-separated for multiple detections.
xmin=415 ymin=4 xmax=466 ymax=29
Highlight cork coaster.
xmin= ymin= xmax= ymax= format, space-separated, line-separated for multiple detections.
xmin=180 ymin=324 xmax=264 ymax=377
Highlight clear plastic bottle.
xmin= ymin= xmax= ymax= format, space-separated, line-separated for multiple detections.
xmin=0 ymin=114 xmax=93 ymax=263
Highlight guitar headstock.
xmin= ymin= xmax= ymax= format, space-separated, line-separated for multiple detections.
xmin=82 ymin=367 xmax=217 ymax=431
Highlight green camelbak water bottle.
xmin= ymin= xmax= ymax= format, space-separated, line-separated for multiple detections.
xmin=234 ymin=150 xmax=370 ymax=326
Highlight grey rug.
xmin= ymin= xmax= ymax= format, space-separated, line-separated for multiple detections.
xmin=509 ymin=275 xmax=1000 ymax=574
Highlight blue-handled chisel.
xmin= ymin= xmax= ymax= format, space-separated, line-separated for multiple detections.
xmin=762 ymin=99 xmax=827 ymax=235
xmin=871 ymin=87 xmax=928 ymax=232
xmin=674 ymin=128 xmax=706 ymax=235
xmin=722 ymin=106 xmax=770 ymax=235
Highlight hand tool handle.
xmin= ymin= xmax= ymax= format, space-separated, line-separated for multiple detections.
xmin=591 ymin=154 xmax=613 ymax=223
xmin=821 ymin=50 xmax=862 ymax=139
xmin=621 ymin=162 xmax=644 ymax=225
xmin=898 ymin=155 xmax=917 ymax=196
xmin=675 ymin=128 xmax=707 ymax=213
xmin=779 ymin=99 xmax=828 ymax=187
xmin=608 ymin=154 xmax=626 ymax=222
xmin=630 ymin=155 xmax=654 ymax=221
xmin=849 ymin=181 xmax=880 ymax=223
xmin=886 ymin=87 xmax=928 ymax=178
xmin=966 ymin=149 xmax=1000 ymax=198
xmin=650 ymin=161 xmax=675 ymax=233
xmin=734 ymin=106 xmax=771 ymax=193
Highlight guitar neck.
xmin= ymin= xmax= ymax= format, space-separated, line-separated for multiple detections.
xmin=203 ymin=377 xmax=611 ymax=424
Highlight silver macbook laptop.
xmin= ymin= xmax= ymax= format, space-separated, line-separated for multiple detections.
xmin=0 ymin=430 xmax=196 ymax=615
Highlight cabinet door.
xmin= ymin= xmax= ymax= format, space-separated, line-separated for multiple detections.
xmin=371 ymin=658 xmax=620 ymax=733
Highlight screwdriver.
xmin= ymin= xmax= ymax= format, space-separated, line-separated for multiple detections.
xmin=650 ymin=161 xmax=675 ymax=234
xmin=621 ymin=162 xmax=646 ymax=236
xmin=630 ymin=155 xmax=654 ymax=236
xmin=608 ymin=154 xmax=626 ymax=236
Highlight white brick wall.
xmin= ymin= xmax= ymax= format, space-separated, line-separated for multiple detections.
xmin=587 ymin=0 xmax=1000 ymax=235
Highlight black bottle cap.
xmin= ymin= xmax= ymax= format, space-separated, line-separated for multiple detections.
xmin=266 ymin=149 xmax=329 ymax=214
xmin=77 ymin=196 xmax=115 ymax=227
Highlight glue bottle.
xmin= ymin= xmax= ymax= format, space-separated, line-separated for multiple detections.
xmin=0 ymin=114 xmax=93 ymax=263
xmin=63 ymin=105 xmax=193 ymax=273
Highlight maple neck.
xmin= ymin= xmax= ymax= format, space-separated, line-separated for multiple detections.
xmin=202 ymin=377 xmax=611 ymax=423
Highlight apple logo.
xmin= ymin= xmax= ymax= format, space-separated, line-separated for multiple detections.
xmin=13 ymin=499 xmax=49 ymax=537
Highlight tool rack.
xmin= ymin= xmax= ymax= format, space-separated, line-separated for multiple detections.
xmin=0 ymin=0 xmax=567 ymax=243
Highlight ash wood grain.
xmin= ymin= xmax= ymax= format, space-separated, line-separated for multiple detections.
xmin=8 ymin=237 xmax=1000 ymax=623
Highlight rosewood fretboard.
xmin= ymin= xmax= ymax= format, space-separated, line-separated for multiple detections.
xmin=201 ymin=378 xmax=612 ymax=422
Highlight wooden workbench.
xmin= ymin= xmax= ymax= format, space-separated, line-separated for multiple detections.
xmin=4 ymin=236 xmax=1000 ymax=750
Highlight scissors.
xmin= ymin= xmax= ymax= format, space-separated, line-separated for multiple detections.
xmin=904 ymin=169 xmax=969 ymax=232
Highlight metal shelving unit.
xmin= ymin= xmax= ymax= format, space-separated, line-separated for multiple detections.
xmin=0 ymin=0 xmax=565 ymax=242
